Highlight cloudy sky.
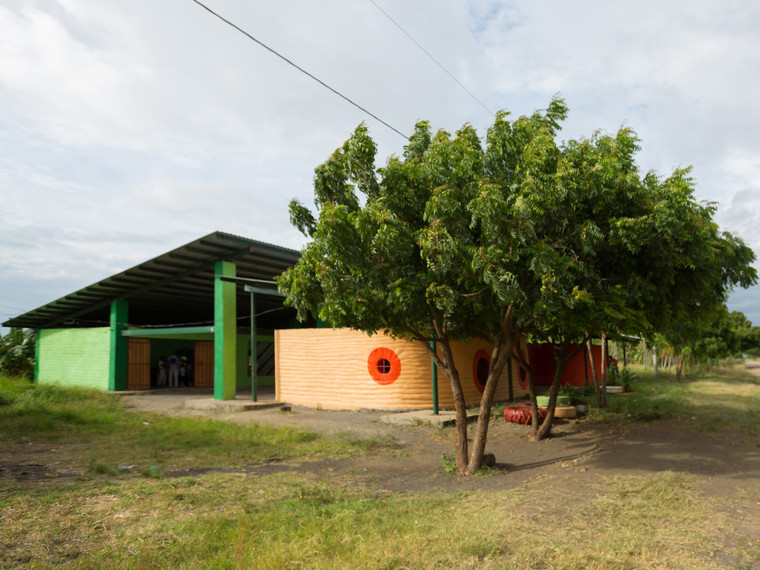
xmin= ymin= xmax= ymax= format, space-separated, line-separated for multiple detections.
xmin=1 ymin=0 xmax=759 ymax=328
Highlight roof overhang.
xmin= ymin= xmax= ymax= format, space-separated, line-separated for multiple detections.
xmin=4 ymin=232 xmax=301 ymax=330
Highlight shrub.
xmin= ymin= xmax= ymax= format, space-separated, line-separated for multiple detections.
xmin=0 ymin=328 xmax=35 ymax=378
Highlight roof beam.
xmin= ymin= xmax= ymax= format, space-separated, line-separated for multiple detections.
xmin=39 ymin=245 xmax=254 ymax=328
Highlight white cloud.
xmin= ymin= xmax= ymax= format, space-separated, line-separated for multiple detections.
xmin=1 ymin=0 xmax=759 ymax=327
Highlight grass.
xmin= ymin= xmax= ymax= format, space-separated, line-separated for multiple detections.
xmin=0 ymin=376 xmax=399 ymax=476
xmin=593 ymin=364 xmax=760 ymax=434
xmin=2 ymin=370 xmax=760 ymax=568
xmin=1 ymin=469 xmax=734 ymax=568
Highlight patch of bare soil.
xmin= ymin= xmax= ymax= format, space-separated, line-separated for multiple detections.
xmin=0 ymin=444 xmax=80 ymax=484
xmin=119 ymin=392 xmax=760 ymax=498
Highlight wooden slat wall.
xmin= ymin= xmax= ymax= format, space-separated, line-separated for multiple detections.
xmin=127 ymin=338 xmax=151 ymax=391
xmin=194 ymin=341 xmax=214 ymax=387
xmin=275 ymin=328 xmax=527 ymax=410
xmin=193 ymin=340 xmax=214 ymax=388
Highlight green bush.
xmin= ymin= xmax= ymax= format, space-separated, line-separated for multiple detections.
xmin=620 ymin=367 xmax=637 ymax=391
xmin=0 ymin=328 xmax=35 ymax=378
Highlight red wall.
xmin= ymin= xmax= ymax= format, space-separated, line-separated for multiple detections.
xmin=526 ymin=343 xmax=606 ymax=386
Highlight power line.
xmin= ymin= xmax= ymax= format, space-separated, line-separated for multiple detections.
xmin=368 ymin=0 xmax=494 ymax=117
xmin=190 ymin=0 xmax=408 ymax=140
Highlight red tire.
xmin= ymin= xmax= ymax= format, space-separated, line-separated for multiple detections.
xmin=503 ymin=402 xmax=547 ymax=425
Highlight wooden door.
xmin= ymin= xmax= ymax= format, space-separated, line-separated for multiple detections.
xmin=194 ymin=341 xmax=214 ymax=387
xmin=127 ymin=338 xmax=151 ymax=390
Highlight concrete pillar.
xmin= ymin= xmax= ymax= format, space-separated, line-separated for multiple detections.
xmin=108 ymin=299 xmax=128 ymax=391
xmin=214 ymin=261 xmax=237 ymax=400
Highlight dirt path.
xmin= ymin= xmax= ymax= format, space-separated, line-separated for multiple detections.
xmin=121 ymin=390 xmax=760 ymax=501
xmin=746 ymin=359 xmax=760 ymax=381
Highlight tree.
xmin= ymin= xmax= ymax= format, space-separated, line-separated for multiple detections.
xmin=511 ymin=130 xmax=756 ymax=413
xmin=0 ymin=328 xmax=36 ymax=378
xmin=279 ymin=99 xmax=757 ymax=472
xmin=631 ymin=169 xmax=758 ymax=380
xmin=280 ymin=102 xmax=568 ymax=475
xmin=685 ymin=308 xmax=760 ymax=365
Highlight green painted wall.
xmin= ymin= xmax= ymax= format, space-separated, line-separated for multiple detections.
xmin=37 ymin=328 xmax=111 ymax=390
xmin=236 ymin=334 xmax=249 ymax=388
xmin=235 ymin=333 xmax=275 ymax=388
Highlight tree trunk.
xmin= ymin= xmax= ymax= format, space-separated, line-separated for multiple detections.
xmin=531 ymin=340 xmax=588 ymax=440
xmin=466 ymin=338 xmax=514 ymax=475
xmin=422 ymin=338 xmax=468 ymax=474
xmin=653 ymin=344 xmax=658 ymax=376
xmin=533 ymin=348 xmax=566 ymax=441
xmin=586 ymin=338 xmax=603 ymax=407
xmin=511 ymin=346 xmax=540 ymax=435
xmin=599 ymin=331 xmax=608 ymax=408
xmin=675 ymin=354 xmax=685 ymax=382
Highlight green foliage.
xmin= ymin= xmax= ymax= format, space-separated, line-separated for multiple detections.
xmin=278 ymin=104 xmax=576 ymax=346
xmin=692 ymin=307 xmax=760 ymax=361
xmin=607 ymin=360 xmax=621 ymax=384
xmin=0 ymin=328 xmax=35 ymax=378
xmin=279 ymin=98 xmax=757 ymax=454
xmin=557 ymin=384 xmax=580 ymax=403
xmin=281 ymin=102 xmax=755 ymax=352
xmin=441 ymin=453 xmax=458 ymax=474
xmin=620 ymin=367 xmax=637 ymax=391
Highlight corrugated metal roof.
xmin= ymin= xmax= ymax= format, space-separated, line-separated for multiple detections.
xmin=3 ymin=232 xmax=301 ymax=330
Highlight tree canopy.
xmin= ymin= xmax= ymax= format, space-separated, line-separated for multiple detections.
xmin=278 ymin=99 xmax=757 ymax=474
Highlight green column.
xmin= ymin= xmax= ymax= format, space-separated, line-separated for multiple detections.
xmin=250 ymin=291 xmax=257 ymax=402
xmin=108 ymin=299 xmax=128 ymax=391
xmin=214 ymin=261 xmax=237 ymax=400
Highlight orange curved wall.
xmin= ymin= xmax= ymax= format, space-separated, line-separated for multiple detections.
xmin=274 ymin=328 xmax=527 ymax=411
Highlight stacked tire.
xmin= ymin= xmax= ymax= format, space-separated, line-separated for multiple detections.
xmin=503 ymin=402 xmax=548 ymax=425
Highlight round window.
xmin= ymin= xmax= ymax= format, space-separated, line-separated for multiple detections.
xmin=472 ymin=349 xmax=490 ymax=393
xmin=368 ymin=347 xmax=401 ymax=385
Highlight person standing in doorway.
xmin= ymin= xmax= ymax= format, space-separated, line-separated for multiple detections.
xmin=179 ymin=356 xmax=188 ymax=387
xmin=157 ymin=356 xmax=167 ymax=387
xmin=168 ymin=352 xmax=179 ymax=388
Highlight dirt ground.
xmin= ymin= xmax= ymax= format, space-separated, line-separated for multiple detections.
xmin=115 ymin=375 xmax=760 ymax=502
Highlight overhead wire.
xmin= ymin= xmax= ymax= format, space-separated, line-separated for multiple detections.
xmin=189 ymin=0 xmax=409 ymax=140
xmin=367 ymin=0 xmax=494 ymax=117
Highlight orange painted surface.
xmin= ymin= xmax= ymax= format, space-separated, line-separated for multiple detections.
xmin=368 ymin=347 xmax=401 ymax=385
xmin=275 ymin=328 xmax=528 ymax=410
